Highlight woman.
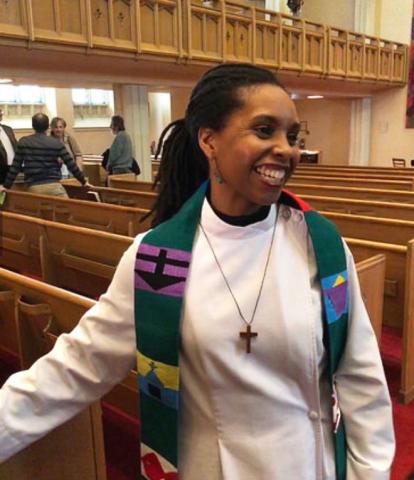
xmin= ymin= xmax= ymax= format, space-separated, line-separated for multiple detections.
xmin=0 ymin=64 xmax=394 ymax=479
xmin=50 ymin=116 xmax=83 ymax=178
xmin=107 ymin=115 xmax=134 ymax=174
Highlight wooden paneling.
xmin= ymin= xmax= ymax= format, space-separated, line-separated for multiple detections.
xmin=254 ymin=12 xmax=279 ymax=67
xmin=280 ymin=18 xmax=302 ymax=70
xmin=140 ymin=0 xmax=179 ymax=54
xmin=60 ymin=0 xmax=83 ymax=35
xmin=0 ymin=0 xmax=408 ymax=86
xmin=304 ymin=23 xmax=324 ymax=73
xmin=0 ymin=0 xmax=28 ymax=37
xmin=188 ymin=5 xmax=222 ymax=60
xmin=91 ymin=0 xmax=110 ymax=38
xmin=31 ymin=0 xmax=87 ymax=44
xmin=113 ymin=0 xmax=134 ymax=41
xmin=347 ymin=32 xmax=363 ymax=78
xmin=32 ymin=0 xmax=55 ymax=32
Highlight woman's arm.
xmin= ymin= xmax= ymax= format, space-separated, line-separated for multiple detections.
xmin=0 ymin=236 xmax=142 ymax=462
xmin=336 ymin=244 xmax=395 ymax=479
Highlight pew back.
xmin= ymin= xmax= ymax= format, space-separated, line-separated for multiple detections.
xmin=2 ymin=189 xmax=151 ymax=236
xmin=0 ymin=211 xmax=132 ymax=298
xmin=297 ymin=165 xmax=414 ymax=175
xmin=322 ymin=211 xmax=414 ymax=246
xmin=0 ymin=270 xmax=106 ymax=479
xmin=288 ymin=175 xmax=414 ymax=190
xmin=294 ymin=170 xmax=414 ymax=181
xmin=108 ymin=175 xmax=155 ymax=192
xmin=288 ymin=183 xmax=414 ymax=204
xmin=62 ymin=182 xmax=157 ymax=209
xmin=346 ymin=238 xmax=414 ymax=404
xmin=300 ymin=194 xmax=414 ymax=221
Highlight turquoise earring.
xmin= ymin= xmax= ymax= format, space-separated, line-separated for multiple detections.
xmin=214 ymin=173 xmax=223 ymax=184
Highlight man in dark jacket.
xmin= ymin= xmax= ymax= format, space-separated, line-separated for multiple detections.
xmin=0 ymin=113 xmax=91 ymax=197
xmin=0 ymin=108 xmax=18 ymax=184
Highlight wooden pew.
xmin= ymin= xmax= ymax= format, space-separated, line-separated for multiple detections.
xmin=108 ymin=174 xmax=155 ymax=192
xmin=298 ymin=194 xmax=414 ymax=221
xmin=1 ymin=189 xmax=151 ymax=237
xmin=345 ymin=238 xmax=414 ymax=404
xmin=355 ymin=254 xmax=385 ymax=342
xmin=288 ymin=183 xmax=414 ymax=204
xmin=297 ymin=165 xmax=414 ymax=175
xmin=0 ymin=211 xmax=133 ymax=299
xmin=0 ymin=265 xmax=139 ymax=419
xmin=321 ymin=211 xmax=414 ymax=246
xmin=294 ymin=169 xmax=414 ymax=181
xmin=61 ymin=182 xmax=157 ymax=210
xmin=0 ymin=269 xmax=107 ymax=480
xmin=288 ymin=175 xmax=414 ymax=190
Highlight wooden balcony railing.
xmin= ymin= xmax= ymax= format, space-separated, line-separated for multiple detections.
xmin=0 ymin=0 xmax=408 ymax=85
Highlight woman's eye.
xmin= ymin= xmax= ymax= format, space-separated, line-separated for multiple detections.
xmin=287 ymin=132 xmax=299 ymax=146
xmin=255 ymin=125 xmax=273 ymax=138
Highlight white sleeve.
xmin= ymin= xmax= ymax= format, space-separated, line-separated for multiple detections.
xmin=0 ymin=235 xmax=143 ymax=462
xmin=336 ymin=243 xmax=395 ymax=479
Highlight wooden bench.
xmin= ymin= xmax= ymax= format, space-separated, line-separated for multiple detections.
xmin=346 ymin=238 xmax=414 ymax=404
xmin=0 ymin=269 xmax=107 ymax=479
xmin=294 ymin=170 xmax=414 ymax=181
xmin=321 ymin=211 xmax=414 ymax=246
xmin=288 ymin=183 xmax=414 ymax=204
xmin=61 ymin=182 xmax=157 ymax=210
xmin=2 ymin=189 xmax=151 ymax=237
xmin=0 ymin=267 xmax=139 ymax=417
xmin=297 ymin=194 xmax=414 ymax=221
xmin=296 ymin=165 xmax=414 ymax=175
xmin=288 ymin=175 xmax=414 ymax=191
xmin=0 ymin=211 xmax=133 ymax=299
xmin=108 ymin=175 xmax=156 ymax=192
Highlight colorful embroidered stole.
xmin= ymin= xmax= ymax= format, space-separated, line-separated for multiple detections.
xmin=134 ymin=185 xmax=348 ymax=480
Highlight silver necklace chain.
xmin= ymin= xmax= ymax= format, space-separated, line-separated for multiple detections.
xmin=199 ymin=211 xmax=277 ymax=329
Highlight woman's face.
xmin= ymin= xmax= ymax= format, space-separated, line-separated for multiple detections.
xmin=199 ymin=84 xmax=300 ymax=216
xmin=52 ymin=120 xmax=65 ymax=138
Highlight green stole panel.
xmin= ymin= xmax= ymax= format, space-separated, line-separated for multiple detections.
xmin=134 ymin=184 xmax=348 ymax=480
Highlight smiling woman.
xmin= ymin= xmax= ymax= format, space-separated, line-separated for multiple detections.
xmin=0 ymin=64 xmax=395 ymax=480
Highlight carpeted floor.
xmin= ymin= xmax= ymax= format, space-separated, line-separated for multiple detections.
xmin=0 ymin=326 xmax=413 ymax=479
xmin=381 ymin=326 xmax=414 ymax=480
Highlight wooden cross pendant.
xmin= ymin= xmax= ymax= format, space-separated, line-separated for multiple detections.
xmin=240 ymin=324 xmax=258 ymax=353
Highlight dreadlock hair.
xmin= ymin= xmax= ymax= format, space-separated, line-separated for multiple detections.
xmin=147 ymin=63 xmax=286 ymax=226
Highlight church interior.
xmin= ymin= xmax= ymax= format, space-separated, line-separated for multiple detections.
xmin=0 ymin=0 xmax=414 ymax=479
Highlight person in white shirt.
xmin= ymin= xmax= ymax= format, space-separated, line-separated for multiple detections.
xmin=0 ymin=108 xmax=17 ymax=184
xmin=0 ymin=64 xmax=395 ymax=479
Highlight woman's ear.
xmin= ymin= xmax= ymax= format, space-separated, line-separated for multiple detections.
xmin=198 ymin=127 xmax=217 ymax=164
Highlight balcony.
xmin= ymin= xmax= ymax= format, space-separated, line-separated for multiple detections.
xmin=0 ymin=0 xmax=407 ymax=86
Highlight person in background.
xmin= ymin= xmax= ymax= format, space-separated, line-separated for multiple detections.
xmin=0 ymin=113 xmax=90 ymax=197
xmin=0 ymin=65 xmax=394 ymax=479
xmin=107 ymin=115 xmax=133 ymax=174
xmin=50 ymin=116 xmax=83 ymax=179
xmin=0 ymin=108 xmax=17 ymax=184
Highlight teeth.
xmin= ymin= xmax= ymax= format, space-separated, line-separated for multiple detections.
xmin=256 ymin=166 xmax=285 ymax=180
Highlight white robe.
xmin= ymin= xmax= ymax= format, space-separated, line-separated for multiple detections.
xmin=0 ymin=200 xmax=395 ymax=479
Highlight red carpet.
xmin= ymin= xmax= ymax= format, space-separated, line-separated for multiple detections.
xmin=381 ymin=326 xmax=414 ymax=480
xmin=0 ymin=327 xmax=413 ymax=479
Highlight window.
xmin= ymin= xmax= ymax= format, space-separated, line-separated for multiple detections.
xmin=0 ymin=85 xmax=45 ymax=104
xmin=71 ymin=88 xmax=114 ymax=127
xmin=0 ymin=85 xmax=48 ymax=128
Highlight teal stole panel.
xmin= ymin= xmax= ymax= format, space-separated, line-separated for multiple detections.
xmin=134 ymin=184 xmax=348 ymax=480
